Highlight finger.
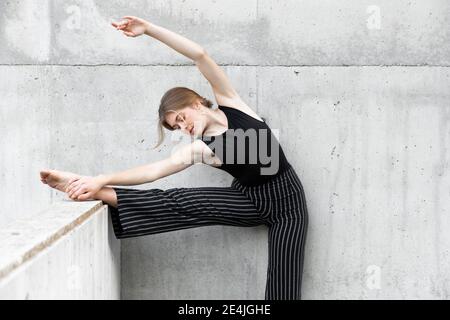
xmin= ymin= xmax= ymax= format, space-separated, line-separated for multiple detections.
xmin=67 ymin=178 xmax=79 ymax=189
xmin=68 ymin=178 xmax=80 ymax=186
xmin=70 ymin=190 xmax=81 ymax=200
xmin=77 ymin=192 xmax=91 ymax=201
xmin=123 ymin=31 xmax=135 ymax=37
xmin=118 ymin=19 xmax=129 ymax=27
xmin=118 ymin=23 xmax=130 ymax=31
xmin=122 ymin=16 xmax=135 ymax=21
xmin=40 ymin=170 xmax=51 ymax=179
xmin=111 ymin=22 xmax=118 ymax=28
xmin=73 ymin=190 xmax=87 ymax=200
xmin=70 ymin=185 xmax=84 ymax=198
xmin=67 ymin=181 xmax=80 ymax=194
xmin=68 ymin=182 xmax=82 ymax=196
xmin=73 ymin=186 xmax=87 ymax=199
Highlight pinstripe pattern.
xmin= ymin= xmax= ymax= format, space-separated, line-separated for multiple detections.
xmin=109 ymin=163 xmax=308 ymax=300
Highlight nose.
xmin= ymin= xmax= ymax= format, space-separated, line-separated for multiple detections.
xmin=180 ymin=123 xmax=191 ymax=134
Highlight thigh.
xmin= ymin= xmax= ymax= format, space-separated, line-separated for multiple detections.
xmin=109 ymin=185 xmax=265 ymax=239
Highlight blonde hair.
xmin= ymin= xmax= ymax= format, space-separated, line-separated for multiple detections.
xmin=152 ymin=87 xmax=214 ymax=149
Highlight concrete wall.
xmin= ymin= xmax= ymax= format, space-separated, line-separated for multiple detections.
xmin=0 ymin=201 xmax=120 ymax=299
xmin=0 ymin=0 xmax=449 ymax=299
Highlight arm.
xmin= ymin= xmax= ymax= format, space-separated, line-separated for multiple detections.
xmin=144 ymin=21 xmax=205 ymax=61
xmin=194 ymin=52 xmax=240 ymax=100
xmin=145 ymin=22 xmax=243 ymax=99
xmin=112 ymin=16 xmax=240 ymax=102
xmin=143 ymin=20 xmax=241 ymax=99
xmin=146 ymin=22 xmax=241 ymax=100
xmin=97 ymin=139 xmax=205 ymax=186
xmin=66 ymin=140 xmax=214 ymax=200
xmin=112 ymin=16 xmax=205 ymax=61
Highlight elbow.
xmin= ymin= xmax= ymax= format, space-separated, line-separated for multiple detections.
xmin=194 ymin=48 xmax=208 ymax=62
xmin=145 ymin=163 xmax=159 ymax=183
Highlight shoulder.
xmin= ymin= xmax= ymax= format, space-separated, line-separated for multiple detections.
xmin=214 ymin=94 xmax=265 ymax=122
xmin=169 ymin=139 xmax=215 ymax=166
xmin=191 ymin=139 xmax=223 ymax=167
xmin=191 ymin=139 xmax=216 ymax=158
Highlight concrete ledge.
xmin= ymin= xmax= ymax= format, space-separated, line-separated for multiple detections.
xmin=0 ymin=200 xmax=120 ymax=299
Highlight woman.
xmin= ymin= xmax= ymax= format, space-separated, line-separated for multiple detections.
xmin=40 ymin=16 xmax=309 ymax=300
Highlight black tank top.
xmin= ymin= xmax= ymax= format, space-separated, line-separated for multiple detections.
xmin=198 ymin=105 xmax=291 ymax=186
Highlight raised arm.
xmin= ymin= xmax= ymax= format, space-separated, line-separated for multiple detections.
xmin=112 ymin=16 xmax=241 ymax=103
xmin=112 ymin=16 xmax=204 ymax=61
xmin=65 ymin=140 xmax=216 ymax=200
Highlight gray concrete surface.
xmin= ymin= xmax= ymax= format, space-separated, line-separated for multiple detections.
xmin=0 ymin=0 xmax=449 ymax=65
xmin=0 ymin=0 xmax=449 ymax=299
xmin=0 ymin=201 xmax=120 ymax=299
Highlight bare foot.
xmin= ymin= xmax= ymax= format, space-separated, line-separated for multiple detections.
xmin=40 ymin=169 xmax=81 ymax=193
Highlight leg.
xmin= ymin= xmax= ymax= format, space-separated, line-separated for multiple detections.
xmin=107 ymin=186 xmax=266 ymax=239
xmin=92 ymin=186 xmax=117 ymax=207
xmin=40 ymin=169 xmax=118 ymax=207
xmin=39 ymin=169 xmax=117 ymax=206
xmin=265 ymin=216 xmax=308 ymax=300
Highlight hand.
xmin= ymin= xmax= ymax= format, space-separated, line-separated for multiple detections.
xmin=111 ymin=16 xmax=150 ymax=37
xmin=65 ymin=175 xmax=105 ymax=201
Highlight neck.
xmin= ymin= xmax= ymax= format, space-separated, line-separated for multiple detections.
xmin=203 ymin=108 xmax=228 ymax=136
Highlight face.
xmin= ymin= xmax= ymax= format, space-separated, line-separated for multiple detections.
xmin=165 ymin=104 xmax=207 ymax=136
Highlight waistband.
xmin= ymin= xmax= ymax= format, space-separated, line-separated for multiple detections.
xmin=231 ymin=163 xmax=304 ymax=200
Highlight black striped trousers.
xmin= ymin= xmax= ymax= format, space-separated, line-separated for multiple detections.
xmin=108 ymin=164 xmax=309 ymax=300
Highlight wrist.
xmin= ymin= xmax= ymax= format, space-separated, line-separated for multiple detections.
xmin=144 ymin=21 xmax=154 ymax=36
xmin=95 ymin=174 xmax=109 ymax=186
